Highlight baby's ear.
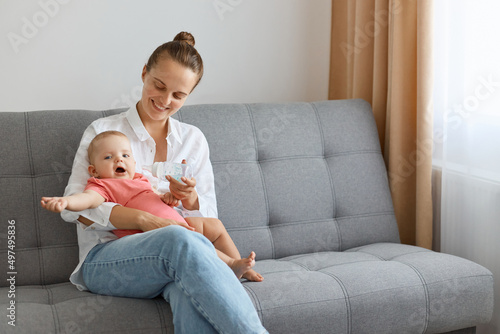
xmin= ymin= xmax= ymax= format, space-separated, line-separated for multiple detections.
xmin=88 ymin=165 xmax=99 ymax=177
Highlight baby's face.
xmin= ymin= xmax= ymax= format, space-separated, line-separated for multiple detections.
xmin=89 ymin=135 xmax=136 ymax=180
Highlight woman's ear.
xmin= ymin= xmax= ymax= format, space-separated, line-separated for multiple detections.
xmin=141 ymin=65 xmax=147 ymax=82
xmin=88 ymin=165 xmax=99 ymax=178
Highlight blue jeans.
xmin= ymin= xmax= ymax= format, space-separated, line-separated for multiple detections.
xmin=82 ymin=226 xmax=267 ymax=334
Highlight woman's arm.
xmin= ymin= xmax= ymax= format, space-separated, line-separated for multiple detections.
xmin=77 ymin=206 xmax=194 ymax=231
xmin=190 ymin=131 xmax=217 ymax=217
xmin=168 ymin=128 xmax=217 ymax=217
xmin=108 ymin=206 xmax=194 ymax=231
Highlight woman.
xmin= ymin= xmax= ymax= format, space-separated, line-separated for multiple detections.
xmin=61 ymin=32 xmax=267 ymax=334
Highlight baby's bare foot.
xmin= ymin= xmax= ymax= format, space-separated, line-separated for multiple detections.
xmin=229 ymin=255 xmax=254 ymax=279
xmin=229 ymin=252 xmax=264 ymax=282
xmin=242 ymin=269 xmax=264 ymax=282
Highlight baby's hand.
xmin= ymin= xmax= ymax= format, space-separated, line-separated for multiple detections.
xmin=41 ymin=197 xmax=68 ymax=213
xmin=161 ymin=192 xmax=180 ymax=207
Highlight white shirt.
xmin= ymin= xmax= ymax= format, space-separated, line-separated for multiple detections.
xmin=62 ymin=105 xmax=217 ymax=291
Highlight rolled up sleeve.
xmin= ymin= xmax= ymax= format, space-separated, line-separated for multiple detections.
xmin=189 ymin=132 xmax=218 ymax=218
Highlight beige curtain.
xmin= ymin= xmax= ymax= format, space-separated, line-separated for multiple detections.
xmin=329 ymin=0 xmax=434 ymax=249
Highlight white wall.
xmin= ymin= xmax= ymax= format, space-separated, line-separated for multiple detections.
xmin=0 ymin=0 xmax=331 ymax=112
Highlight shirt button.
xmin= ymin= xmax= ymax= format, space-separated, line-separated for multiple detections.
xmin=91 ymin=226 xmax=95 ymax=230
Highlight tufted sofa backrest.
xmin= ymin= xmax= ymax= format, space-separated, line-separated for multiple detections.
xmin=0 ymin=99 xmax=399 ymax=287
xmin=176 ymin=100 xmax=400 ymax=259
xmin=0 ymin=108 xmax=124 ymax=287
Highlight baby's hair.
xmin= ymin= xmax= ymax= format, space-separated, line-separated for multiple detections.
xmin=145 ymin=31 xmax=204 ymax=91
xmin=88 ymin=131 xmax=129 ymax=163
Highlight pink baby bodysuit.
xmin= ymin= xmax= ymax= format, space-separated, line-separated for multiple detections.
xmin=85 ymin=173 xmax=187 ymax=238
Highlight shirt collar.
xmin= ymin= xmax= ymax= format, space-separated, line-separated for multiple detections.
xmin=126 ymin=104 xmax=150 ymax=141
xmin=126 ymin=104 xmax=183 ymax=144
xmin=167 ymin=116 xmax=184 ymax=145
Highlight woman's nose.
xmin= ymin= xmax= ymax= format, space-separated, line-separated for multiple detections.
xmin=166 ymin=96 xmax=171 ymax=106
xmin=160 ymin=94 xmax=171 ymax=107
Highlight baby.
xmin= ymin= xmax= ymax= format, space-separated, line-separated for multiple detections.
xmin=41 ymin=130 xmax=263 ymax=282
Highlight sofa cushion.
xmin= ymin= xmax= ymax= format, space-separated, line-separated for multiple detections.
xmin=246 ymin=243 xmax=493 ymax=334
xmin=0 ymin=282 xmax=174 ymax=333
xmin=0 ymin=243 xmax=492 ymax=334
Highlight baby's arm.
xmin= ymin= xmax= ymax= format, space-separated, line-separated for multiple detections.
xmin=41 ymin=190 xmax=105 ymax=213
xmin=160 ymin=192 xmax=180 ymax=208
xmin=150 ymin=187 xmax=178 ymax=207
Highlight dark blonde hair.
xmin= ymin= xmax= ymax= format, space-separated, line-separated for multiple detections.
xmin=145 ymin=32 xmax=204 ymax=91
xmin=87 ymin=131 xmax=129 ymax=163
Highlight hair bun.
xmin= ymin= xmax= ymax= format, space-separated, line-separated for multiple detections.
xmin=174 ymin=31 xmax=195 ymax=47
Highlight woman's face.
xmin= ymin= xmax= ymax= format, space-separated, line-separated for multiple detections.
xmin=138 ymin=57 xmax=198 ymax=123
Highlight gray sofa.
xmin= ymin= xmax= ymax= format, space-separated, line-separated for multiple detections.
xmin=0 ymin=99 xmax=494 ymax=333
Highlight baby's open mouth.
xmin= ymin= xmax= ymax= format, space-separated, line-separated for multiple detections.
xmin=115 ymin=167 xmax=126 ymax=173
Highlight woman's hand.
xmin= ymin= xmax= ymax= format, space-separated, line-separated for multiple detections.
xmin=166 ymin=159 xmax=199 ymax=210
xmin=166 ymin=176 xmax=199 ymax=210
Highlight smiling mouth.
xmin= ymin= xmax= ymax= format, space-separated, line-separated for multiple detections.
xmin=115 ymin=167 xmax=126 ymax=173
xmin=152 ymin=99 xmax=168 ymax=111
